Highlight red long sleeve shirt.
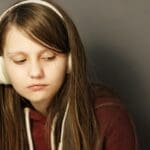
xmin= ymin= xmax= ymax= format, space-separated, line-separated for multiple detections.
xmin=30 ymin=96 xmax=138 ymax=150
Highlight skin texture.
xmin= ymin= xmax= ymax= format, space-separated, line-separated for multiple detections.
xmin=3 ymin=26 xmax=68 ymax=115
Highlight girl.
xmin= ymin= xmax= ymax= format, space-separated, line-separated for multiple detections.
xmin=0 ymin=0 xmax=138 ymax=150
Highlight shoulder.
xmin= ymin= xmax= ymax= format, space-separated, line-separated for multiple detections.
xmin=91 ymin=83 xmax=133 ymax=130
xmin=91 ymin=84 xmax=138 ymax=150
xmin=94 ymin=95 xmax=129 ymax=135
xmin=91 ymin=83 xmax=133 ymax=128
xmin=94 ymin=96 xmax=130 ymax=130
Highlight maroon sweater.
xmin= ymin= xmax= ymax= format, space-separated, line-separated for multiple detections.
xmin=30 ymin=96 xmax=138 ymax=150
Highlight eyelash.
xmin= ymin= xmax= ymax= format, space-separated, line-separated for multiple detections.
xmin=13 ymin=56 xmax=55 ymax=64
xmin=41 ymin=56 xmax=55 ymax=61
xmin=13 ymin=59 xmax=26 ymax=64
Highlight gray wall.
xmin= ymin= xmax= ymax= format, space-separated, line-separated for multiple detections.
xmin=1 ymin=0 xmax=150 ymax=149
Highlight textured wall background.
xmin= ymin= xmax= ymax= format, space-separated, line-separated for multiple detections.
xmin=1 ymin=0 xmax=150 ymax=149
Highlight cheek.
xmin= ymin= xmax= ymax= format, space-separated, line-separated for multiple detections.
xmin=8 ymin=72 xmax=24 ymax=91
xmin=6 ymin=67 xmax=24 ymax=94
xmin=45 ymin=60 xmax=67 ymax=84
xmin=5 ymin=62 xmax=26 ymax=85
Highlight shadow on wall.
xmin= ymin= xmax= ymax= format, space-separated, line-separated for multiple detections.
xmin=87 ymin=44 xmax=149 ymax=150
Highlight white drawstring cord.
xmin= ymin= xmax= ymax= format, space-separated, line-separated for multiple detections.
xmin=58 ymin=102 xmax=70 ymax=150
xmin=24 ymin=108 xmax=34 ymax=150
xmin=51 ymin=115 xmax=58 ymax=150
xmin=24 ymin=101 xmax=70 ymax=150
xmin=50 ymin=101 xmax=70 ymax=150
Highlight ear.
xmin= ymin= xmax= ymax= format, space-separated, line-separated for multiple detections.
xmin=66 ymin=53 xmax=72 ymax=74
xmin=0 ymin=56 xmax=11 ymax=84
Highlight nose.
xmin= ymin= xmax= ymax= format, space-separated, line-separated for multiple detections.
xmin=28 ymin=60 xmax=44 ymax=79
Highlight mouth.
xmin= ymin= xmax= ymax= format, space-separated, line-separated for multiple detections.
xmin=27 ymin=84 xmax=48 ymax=91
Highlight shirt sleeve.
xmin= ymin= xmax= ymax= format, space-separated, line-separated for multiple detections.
xmin=95 ymin=97 xmax=139 ymax=150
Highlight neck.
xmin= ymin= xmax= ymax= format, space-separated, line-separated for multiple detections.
xmin=31 ymin=101 xmax=48 ymax=116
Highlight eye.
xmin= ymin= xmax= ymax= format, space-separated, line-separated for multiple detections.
xmin=41 ymin=52 xmax=56 ymax=61
xmin=13 ymin=59 xmax=26 ymax=64
xmin=42 ymin=56 xmax=55 ymax=61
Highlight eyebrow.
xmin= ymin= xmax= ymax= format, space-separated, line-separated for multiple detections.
xmin=7 ymin=51 xmax=27 ymax=57
xmin=6 ymin=48 xmax=57 ymax=56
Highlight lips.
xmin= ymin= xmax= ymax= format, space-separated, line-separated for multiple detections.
xmin=27 ymin=84 xmax=48 ymax=91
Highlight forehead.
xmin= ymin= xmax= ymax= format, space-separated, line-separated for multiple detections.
xmin=4 ymin=26 xmax=50 ymax=54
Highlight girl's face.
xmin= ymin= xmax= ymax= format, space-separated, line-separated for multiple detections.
xmin=3 ymin=26 xmax=68 ymax=113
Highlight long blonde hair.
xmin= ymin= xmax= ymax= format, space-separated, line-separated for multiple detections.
xmin=0 ymin=1 xmax=99 ymax=149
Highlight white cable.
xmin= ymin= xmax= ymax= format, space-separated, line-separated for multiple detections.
xmin=24 ymin=108 xmax=34 ymax=150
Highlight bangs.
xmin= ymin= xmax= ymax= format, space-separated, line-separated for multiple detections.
xmin=3 ymin=3 xmax=70 ymax=53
